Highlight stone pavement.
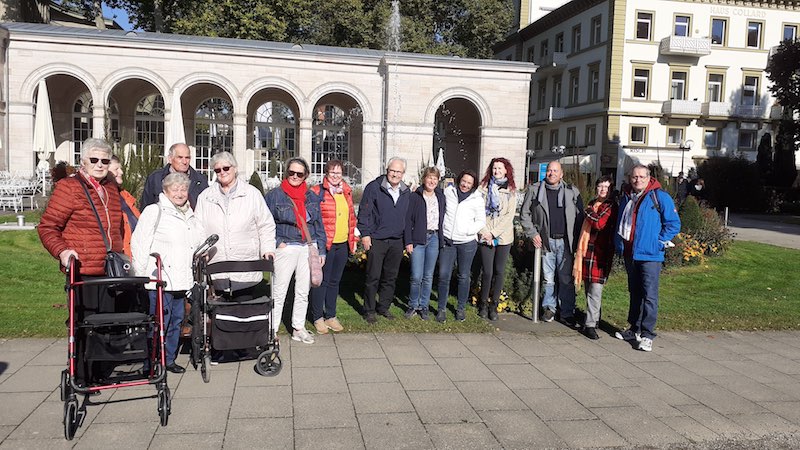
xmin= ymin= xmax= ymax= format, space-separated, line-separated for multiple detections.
xmin=727 ymin=214 xmax=800 ymax=250
xmin=2 ymin=327 xmax=800 ymax=449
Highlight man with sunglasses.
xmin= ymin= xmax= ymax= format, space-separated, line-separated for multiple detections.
xmin=357 ymin=157 xmax=410 ymax=324
xmin=140 ymin=143 xmax=208 ymax=209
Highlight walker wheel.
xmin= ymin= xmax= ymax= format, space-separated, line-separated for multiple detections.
xmin=201 ymin=354 xmax=211 ymax=383
xmin=157 ymin=386 xmax=170 ymax=426
xmin=63 ymin=399 xmax=78 ymax=440
xmin=255 ymin=350 xmax=282 ymax=377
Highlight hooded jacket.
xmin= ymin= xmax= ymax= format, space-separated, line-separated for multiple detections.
xmin=442 ymin=185 xmax=486 ymax=244
xmin=131 ymin=193 xmax=205 ymax=291
xmin=614 ymin=178 xmax=681 ymax=262
xmin=39 ymin=173 xmax=123 ymax=276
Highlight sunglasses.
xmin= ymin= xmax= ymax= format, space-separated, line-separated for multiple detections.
xmin=213 ymin=166 xmax=233 ymax=174
xmin=88 ymin=157 xmax=111 ymax=165
xmin=287 ymin=170 xmax=306 ymax=178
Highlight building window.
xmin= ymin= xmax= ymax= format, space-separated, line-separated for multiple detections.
xmin=742 ymin=75 xmax=760 ymax=106
xmin=312 ymin=105 xmax=354 ymax=176
xmin=194 ymin=98 xmax=234 ymax=174
xmin=711 ymin=18 xmax=727 ymax=45
xmin=534 ymin=131 xmax=543 ymax=150
xmin=135 ymin=94 xmax=165 ymax=155
xmin=674 ymin=15 xmax=690 ymax=37
xmin=555 ymin=33 xmax=564 ymax=52
xmin=571 ymin=25 xmax=582 ymax=53
xmin=704 ymin=129 xmax=720 ymax=148
xmin=589 ymin=66 xmax=600 ymax=101
xmin=253 ymin=101 xmax=296 ymax=176
xmin=747 ymin=21 xmax=763 ymax=48
xmin=784 ymin=24 xmax=798 ymax=42
xmin=566 ymin=127 xmax=577 ymax=147
xmin=585 ymin=125 xmax=597 ymax=146
xmin=527 ymin=47 xmax=535 ymax=62
xmin=739 ymin=129 xmax=757 ymax=149
xmin=670 ymin=71 xmax=687 ymax=100
xmin=569 ymin=71 xmax=580 ymax=105
xmin=591 ymin=16 xmax=602 ymax=45
xmin=707 ymin=74 xmax=723 ymax=102
xmin=631 ymin=126 xmax=647 ymax=144
xmin=552 ymin=78 xmax=562 ymax=107
xmin=540 ymin=39 xmax=549 ymax=58
xmin=537 ymin=82 xmax=547 ymax=110
xmin=667 ymin=127 xmax=684 ymax=145
xmin=633 ymin=68 xmax=649 ymax=99
xmin=72 ymin=92 xmax=93 ymax=165
xmin=636 ymin=12 xmax=653 ymax=40
xmin=550 ymin=129 xmax=559 ymax=147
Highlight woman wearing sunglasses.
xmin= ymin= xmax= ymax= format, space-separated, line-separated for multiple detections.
xmin=264 ymin=158 xmax=326 ymax=344
xmin=39 ymin=138 xmax=124 ymax=276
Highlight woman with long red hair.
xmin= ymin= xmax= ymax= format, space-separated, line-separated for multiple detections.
xmin=477 ymin=158 xmax=517 ymax=320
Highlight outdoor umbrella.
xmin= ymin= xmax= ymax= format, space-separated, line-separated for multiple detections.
xmin=33 ymin=79 xmax=56 ymax=193
xmin=167 ymin=93 xmax=186 ymax=148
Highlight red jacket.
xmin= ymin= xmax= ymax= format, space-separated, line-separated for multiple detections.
xmin=310 ymin=178 xmax=357 ymax=253
xmin=39 ymin=173 xmax=124 ymax=276
xmin=581 ymin=199 xmax=617 ymax=284
xmin=119 ymin=189 xmax=141 ymax=257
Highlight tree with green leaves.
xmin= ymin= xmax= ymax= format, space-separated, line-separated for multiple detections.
xmin=61 ymin=0 xmax=512 ymax=59
xmin=765 ymin=40 xmax=799 ymax=188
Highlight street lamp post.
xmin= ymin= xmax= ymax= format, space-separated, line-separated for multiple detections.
xmin=679 ymin=139 xmax=694 ymax=175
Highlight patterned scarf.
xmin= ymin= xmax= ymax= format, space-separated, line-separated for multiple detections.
xmin=486 ymin=177 xmax=507 ymax=218
xmin=328 ymin=181 xmax=343 ymax=195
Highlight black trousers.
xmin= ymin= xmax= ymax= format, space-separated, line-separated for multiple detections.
xmin=479 ymin=244 xmax=512 ymax=304
xmin=363 ymin=238 xmax=404 ymax=315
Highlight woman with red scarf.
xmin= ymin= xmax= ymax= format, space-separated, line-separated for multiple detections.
xmin=265 ymin=158 xmax=326 ymax=344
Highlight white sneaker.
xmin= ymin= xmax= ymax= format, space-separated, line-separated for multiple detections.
xmin=614 ymin=328 xmax=642 ymax=343
xmin=638 ymin=337 xmax=653 ymax=352
xmin=292 ymin=328 xmax=315 ymax=344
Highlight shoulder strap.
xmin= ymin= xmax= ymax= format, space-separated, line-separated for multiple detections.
xmin=77 ymin=175 xmax=112 ymax=252
xmin=289 ymin=199 xmax=315 ymax=245
xmin=650 ymin=189 xmax=662 ymax=214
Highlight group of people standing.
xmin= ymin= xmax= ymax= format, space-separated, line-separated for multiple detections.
xmin=358 ymin=157 xmax=517 ymax=325
xmin=519 ymin=161 xmax=680 ymax=351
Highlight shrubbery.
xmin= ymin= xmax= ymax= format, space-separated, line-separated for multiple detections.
xmin=697 ymin=156 xmax=765 ymax=212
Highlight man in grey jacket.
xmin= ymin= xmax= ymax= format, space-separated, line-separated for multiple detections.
xmin=520 ymin=161 xmax=584 ymax=325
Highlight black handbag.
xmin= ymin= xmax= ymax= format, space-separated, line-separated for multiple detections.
xmin=78 ymin=176 xmax=132 ymax=277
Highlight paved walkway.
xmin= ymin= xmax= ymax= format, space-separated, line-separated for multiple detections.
xmin=2 ymin=326 xmax=800 ymax=449
xmin=727 ymin=214 xmax=800 ymax=250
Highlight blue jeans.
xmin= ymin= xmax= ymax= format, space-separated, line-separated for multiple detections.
xmin=542 ymin=237 xmax=576 ymax=319
xmin=149 ymin=291 xmax=185 ymax=365
xmin=409 ymin=232 xmax=439 ymax=310
xmin=437 ymin=240 xmax=478 ymax=312
xmin=311 ymin=242 xmax=349 ymax=321
xmin=624 ymin=258 xmax=662 ymax=340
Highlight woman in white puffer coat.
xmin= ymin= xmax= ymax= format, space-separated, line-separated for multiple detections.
xmin=131 ymin=172 xmax=205 ymax=374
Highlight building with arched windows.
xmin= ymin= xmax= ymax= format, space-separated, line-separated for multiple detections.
xmin=1 ymin=23 xmax=535 ymax=186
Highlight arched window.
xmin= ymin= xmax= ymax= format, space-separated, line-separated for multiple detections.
xmin=194 ymin=98 xmax=233 ymax=174
xmin=135 ymin=94 xmax=165 ymax=154
xmin=72 ymin=93 xmax=119 ymax=164
xmin=253 ymin=101 xmax=296 ymax=177
xmin=311 ymin=104 xmax=350 ymax=176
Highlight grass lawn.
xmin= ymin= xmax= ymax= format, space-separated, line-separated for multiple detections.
xmin=1 ymin=230 xmax=798 ymax=337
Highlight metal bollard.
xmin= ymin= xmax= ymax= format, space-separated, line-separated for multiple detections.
xmin=531 ymin=246 xmax=542 ymax=323
xmin=16 ymin=215 xmax=25 ymax=226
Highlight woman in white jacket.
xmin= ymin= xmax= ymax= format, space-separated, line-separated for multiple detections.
xmin=131 ymin=172 xmax=205 ymax=374
xmin=436 ymin=169 xmax=486 ymax=323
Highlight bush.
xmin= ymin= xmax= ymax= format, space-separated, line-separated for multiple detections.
xmin=679 ymin=196 xmax=703 ymax=233
xmin=674 ymin=197 xmax=733 ymax=265
xmin=697 ymin=156 xmax=765 ymax=212
xmin=249 ymin=171 xmax=264 ymax=195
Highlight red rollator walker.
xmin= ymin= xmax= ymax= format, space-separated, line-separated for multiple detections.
xmin=60 ymin=254 xmax=171 ymax=440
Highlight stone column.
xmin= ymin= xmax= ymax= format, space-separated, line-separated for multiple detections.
xmin=92 ymin=104 xmax=105 ymax=140
xmin=232 ymin=112 xmax=248 ymax=173
xmin=7 ymin=102 xmax=35 ymax=171
xmin=298 ymin=117 xmax=313 ymax=165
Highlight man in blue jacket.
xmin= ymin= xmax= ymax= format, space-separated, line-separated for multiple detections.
xmin=614 ymin=164 xmax=680 ymax=352
xmin=357 ymin=157 xmax=410 ymax=324
xmin=140 ymin=143 xmax=208 ymax=209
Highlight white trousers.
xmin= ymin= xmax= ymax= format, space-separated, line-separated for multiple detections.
xmin=272 ymin=244 xmax=310 ymax=334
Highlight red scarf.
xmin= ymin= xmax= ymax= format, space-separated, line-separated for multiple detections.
xmin=281 ymin=178 xmax=308 ymax=240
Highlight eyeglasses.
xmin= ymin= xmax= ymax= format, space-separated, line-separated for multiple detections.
xmin=88 ymin=157 xmax=111 ymax=166
xmin=388 ymin=169 xmax=404 ymax=175
xmin=214 ymin=166 xmax=233 ymax=174
xmin=328 ymin=171 xmax=343 ymax=176
xmin=287 ymin=170 xmax=306 ymax=178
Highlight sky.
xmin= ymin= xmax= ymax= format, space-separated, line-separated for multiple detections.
xmin=101 ymin=4 xmax=132 ymax=30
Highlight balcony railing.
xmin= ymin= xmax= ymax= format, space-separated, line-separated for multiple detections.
xmin=537 ymin=52 xmax=567 ymax=71
xmin=532 ymin=107 xmax=566 ymax=123
xmin=733 ymin=104 xmax=769 ymax=119
xmin=662 ymin=99 xmax=702 ymax=116
xmin=701 ymin=101 xmax=732 ymax=117
xmin=659 ymin=35 xmax=712 ymax=56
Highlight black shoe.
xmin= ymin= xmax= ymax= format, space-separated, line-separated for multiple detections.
xmin=419 ymin=309 xmax=430 ymax=321
xmin=166 ymin=363 xmax=186 ymax=374
xmin=436 ymin=309 xmax=446 ymax=323
xmin=584 ymin=327 xmax=600 ymax=340
xmin=455 ymin=309 xmax=466 ymax=322
xmin=365 ymin=312 xmax=377 ymax=324
xmin=378 ymin=310 xmax=396 ymax=320
xmin=403 ymin=308 xmax=417 ymax=319
xmin=542 ymin=309 xmax=555 ymax=322
xmin=562 ymin=317 xmax=579 ymax=329
xmin=488 ymin=307 xmax=498 ymax=321
xmin=478 ymin=304 xmax=488 ymax=319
